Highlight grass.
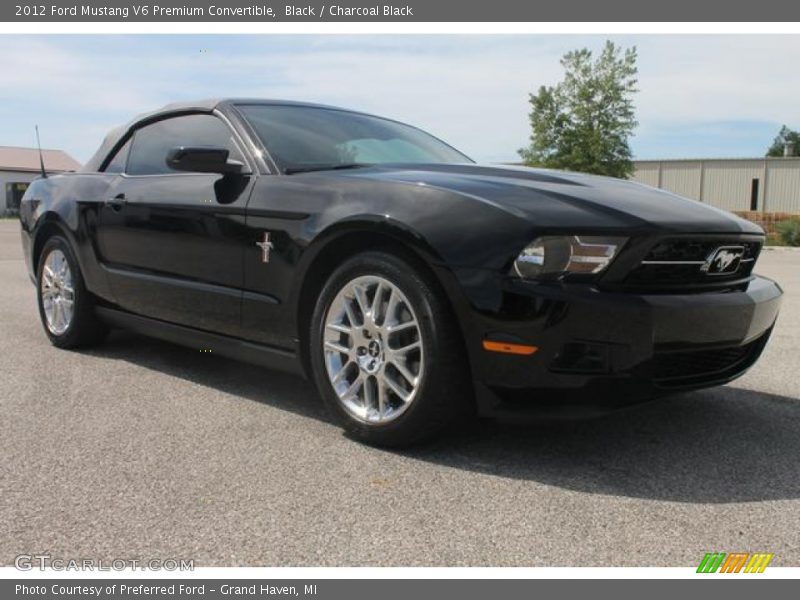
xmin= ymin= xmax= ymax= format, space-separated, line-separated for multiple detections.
xmin=765 ymin=234 xmax=788 ymax=247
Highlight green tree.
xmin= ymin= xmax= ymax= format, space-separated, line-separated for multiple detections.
xmin=766 ymin=125 xmax=799 ymax=157
xmin=519 ymin=41 xmax=639 ymax=179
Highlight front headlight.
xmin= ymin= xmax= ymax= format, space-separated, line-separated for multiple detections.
xmin=513 ymin=235 xmax=627 ymax=280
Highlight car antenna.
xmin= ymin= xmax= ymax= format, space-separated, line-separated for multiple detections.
xmin=35 ymin=125 xmax=47 ymax=179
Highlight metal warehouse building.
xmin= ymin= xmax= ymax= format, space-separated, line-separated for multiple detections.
xmin=0 ymin=146 xmax=81 ymax=215
xmin=632 ymin=157 xmax=800 ymax=214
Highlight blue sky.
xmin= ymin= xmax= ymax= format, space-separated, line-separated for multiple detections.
xmin=1 ymin=35 xmax=798 ymax=164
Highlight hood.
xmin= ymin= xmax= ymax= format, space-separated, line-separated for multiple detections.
xmin=339 ymin=163 xmax=763 ymax=235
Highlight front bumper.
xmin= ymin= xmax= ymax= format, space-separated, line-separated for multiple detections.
xmin=451 ymin=271 xmax=783 ymax=418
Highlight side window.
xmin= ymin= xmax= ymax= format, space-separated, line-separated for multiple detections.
xmin=103 ymin=138 xmax=132 ymax=173
xmin=126 ymin=114 xmax=245 ymax=176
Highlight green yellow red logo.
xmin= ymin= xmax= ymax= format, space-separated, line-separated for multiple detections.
xmin=697 ymin=552 xmax=774 ymax=573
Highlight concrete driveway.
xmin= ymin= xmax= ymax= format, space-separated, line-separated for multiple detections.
xmin=1 ymin=220 xmax=798 ymax=566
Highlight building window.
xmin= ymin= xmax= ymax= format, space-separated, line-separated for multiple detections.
xmin=5 ymin=182 xmax=29 ymax=212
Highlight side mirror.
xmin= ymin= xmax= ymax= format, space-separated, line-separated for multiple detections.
xmin=166 ymin=146 xmax=245 ymax=175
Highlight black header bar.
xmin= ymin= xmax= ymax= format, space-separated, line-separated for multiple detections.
xmin=4 ymin=0 xmax=800 ymax=22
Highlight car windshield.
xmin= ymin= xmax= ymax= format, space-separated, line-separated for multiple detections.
xmin=237 ymin=104 xmax=472 ymax=173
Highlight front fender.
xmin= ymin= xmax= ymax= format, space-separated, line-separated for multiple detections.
xmin=21 ymin=174 xmax=115 ymax=302
xmin=289 ymin=214 xmax=451 ymax=321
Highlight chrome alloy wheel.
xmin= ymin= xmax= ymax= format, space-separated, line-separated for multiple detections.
xmin=323 ymin=275 xmax=425 ymax=424
xmin=40 ymin=249 xmax=75 ymax=336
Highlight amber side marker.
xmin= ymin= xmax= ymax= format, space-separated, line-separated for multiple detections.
xmin=482 ymin=340 xmax=538 ymax=355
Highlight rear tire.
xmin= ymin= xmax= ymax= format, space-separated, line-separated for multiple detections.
xmin=309 ymin=251 xmax=471 ymax=447
xmin=37 ymin=235 xmax=107 ymax=349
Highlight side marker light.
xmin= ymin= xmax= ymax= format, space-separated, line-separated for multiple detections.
xmin=482 ymin=340 xmax=538 ymax=355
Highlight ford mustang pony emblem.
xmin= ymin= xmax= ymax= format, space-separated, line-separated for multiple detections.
xmin=702 ymin=246 xmax=745 ymax=275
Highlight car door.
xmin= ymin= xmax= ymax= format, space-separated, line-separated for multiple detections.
xmin=95 ymin=113 xmax=255 ymax=336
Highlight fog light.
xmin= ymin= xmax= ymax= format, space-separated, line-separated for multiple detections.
xmin=550 ymin=342 xmax=610 ymax=373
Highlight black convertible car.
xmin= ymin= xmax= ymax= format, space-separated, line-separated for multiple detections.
xmin=20 ymin=99 xmax=782 ymax=446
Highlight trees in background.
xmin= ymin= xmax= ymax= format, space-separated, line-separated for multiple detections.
xmin=767 ymin=126 xmax=799 ymax=157
xmin=519 ymin=41 xmax=638 ymax=179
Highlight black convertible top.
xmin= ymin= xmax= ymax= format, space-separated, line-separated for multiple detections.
xmin=80 ymin=98 xmax=353 ymax=172
xmin=81 ymin=99 xmax=223 ymax=172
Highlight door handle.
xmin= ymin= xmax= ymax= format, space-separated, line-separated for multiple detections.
xmin=105 ymin=193 xmax=126 ymax=212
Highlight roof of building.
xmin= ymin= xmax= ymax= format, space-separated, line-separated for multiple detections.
xmin=633 ymin=156 xmax=800 ymax=164
xmin=0 ymin=146 xmax=81 ymax=173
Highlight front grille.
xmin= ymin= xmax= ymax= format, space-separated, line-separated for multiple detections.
xmin=651 ymin=336 xmax=765 ymax=388
xmin=625 ymin=238 xmax=761 ymax=289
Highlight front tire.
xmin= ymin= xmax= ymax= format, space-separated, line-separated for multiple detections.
xmin=309 ymin=251 xmax=471 ymax=447
xmin=37 ymin=235 xmax=107 ymax=349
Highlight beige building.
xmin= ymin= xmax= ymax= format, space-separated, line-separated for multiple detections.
xmin=0 ymin=146 xmax=81 ymax=215
xmin=632 ymin=157 xmax=800 ymax=214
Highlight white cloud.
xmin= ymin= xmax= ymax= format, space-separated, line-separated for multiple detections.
xmin=0 ymin=37 xmax=162 ymax=113
xmin=635 ymin=35 xmax=800 ymax=124
xmin=0 ymin=35 xmax=798 ymax=162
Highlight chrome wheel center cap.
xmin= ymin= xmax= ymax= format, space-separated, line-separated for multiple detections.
xmin=368 ymin=340 xmax=381 ymax=358
xmin=358 ymin=337 xmax=383 ymax=373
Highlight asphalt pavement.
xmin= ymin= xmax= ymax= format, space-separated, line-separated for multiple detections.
xmin=1 ymin=219 xmax=798 ymax=566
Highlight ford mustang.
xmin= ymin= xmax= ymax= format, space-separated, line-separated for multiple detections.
xmin=19 ymin=99 xmax=783 ymax=446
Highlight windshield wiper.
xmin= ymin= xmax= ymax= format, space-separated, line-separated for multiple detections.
xmin=284 ymin=163 xmax=371 ymax=175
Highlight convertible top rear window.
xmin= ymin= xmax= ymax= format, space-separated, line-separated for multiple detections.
xmin=237 ymin=104 xmax=472 ymax=172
